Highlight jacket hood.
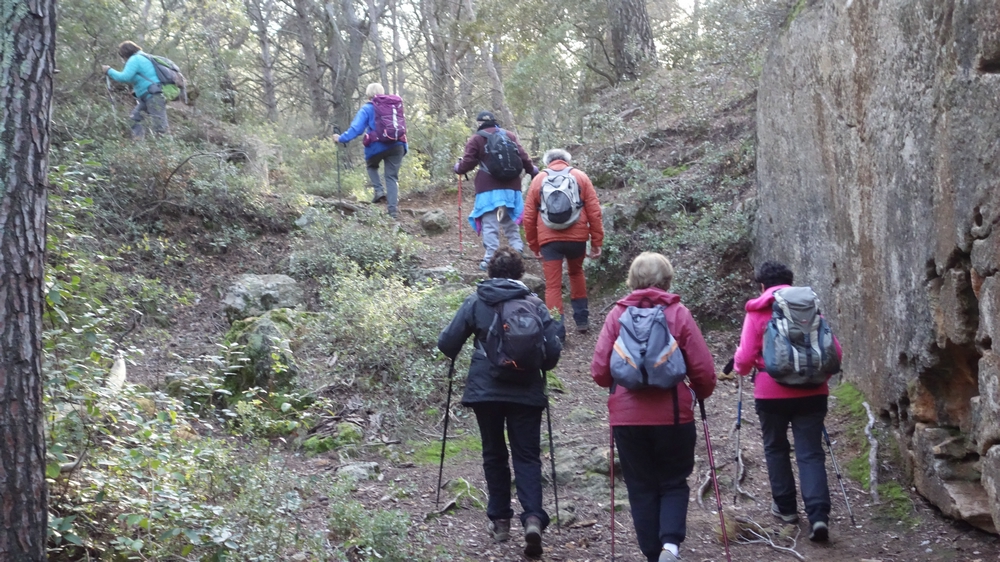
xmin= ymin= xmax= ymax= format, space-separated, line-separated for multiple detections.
xmin=477 ymin=278 xmax=531 ymax=305
xmin=745 ymin=284 xmax=790 ymax=312
xmin=616 ymin=287 xmax=680 ymax=307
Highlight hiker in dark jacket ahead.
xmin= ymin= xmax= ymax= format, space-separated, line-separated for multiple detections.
xmin=333 ymin=83 xmax=407 ymax=219
xmin=732 ymin=261 xmax=842 ymax=542
xmin=103 ymin=41 xmax=168 ymax=139
xmin=454 ymin=111 xmax=537 ymax=270
xmin=591 ymin=252 xmax=717 ymax=562
xmin=437 ymin=247 xmax=562 ymax=559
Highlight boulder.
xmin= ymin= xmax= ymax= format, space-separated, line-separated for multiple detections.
xmin=522 ymin=273 xmax=546 ymax=295
xmin=337 ymin=461 xmax=380 ymax=481
xmin=223 ymin=309 xmax=302 ymax=393
xmin=756 ymin=0 xmax=1000 ymax=531
xmin=983 ymin=446 xmax=1000 ymax=534
xmin=419 ymin=209 xmax=451 ymax=234
xmin=222 ymin=274 xmax=304 ymax=323
xmin=294 ymin=206 xmax=323 ymax=229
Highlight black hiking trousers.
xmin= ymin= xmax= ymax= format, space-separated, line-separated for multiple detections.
xmin=472 ymin=401 xmax=550 ymax=529
xmin=614 ymin=422 xmax=696 ymax=561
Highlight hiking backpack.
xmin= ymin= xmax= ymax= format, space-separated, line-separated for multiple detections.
xmin=140 ymin=53 xmax=188 ymax=104
xmin=364 ymin=94 xmax=407 ymax=145
xmin=610 ymin=305 xmax=687 ymax=390
xmin=476 ymin=129 xmax=522 ymax=180
xmin=482 ymin=296 xmax=547 ymax=383
xmin=762 ymin=286 xmax=841 ymax=388
xmin=539 ymin=167 xmax=583 ymax=230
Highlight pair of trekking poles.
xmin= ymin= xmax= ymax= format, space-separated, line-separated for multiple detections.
xmin=435 ymin=358 xmax=561 ymax=531
xmin=726 ymin=362 xmax=855 ymax=525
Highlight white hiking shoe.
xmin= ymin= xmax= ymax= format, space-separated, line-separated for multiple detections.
xmin=771 ymin=501 xmax=799 ymax=523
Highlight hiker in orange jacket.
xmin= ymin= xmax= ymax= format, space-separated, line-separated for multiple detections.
xmin=523 ymin=149 xmax=604 ymax=333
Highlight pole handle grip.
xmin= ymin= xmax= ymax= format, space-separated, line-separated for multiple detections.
xmin=698 ymin=399 xmax=707 ymax=420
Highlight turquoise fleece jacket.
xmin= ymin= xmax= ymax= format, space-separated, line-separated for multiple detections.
xmin=107 ymin=53 xmax=160 ymax=99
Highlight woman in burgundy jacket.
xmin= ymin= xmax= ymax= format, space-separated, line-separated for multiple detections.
xmin=591 ymin=252 xmax=717 ymax=562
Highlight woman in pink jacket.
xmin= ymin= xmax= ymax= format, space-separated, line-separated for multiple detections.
xmin=732 ymin=261 xmax=841 ymax=542
xmin=591 ymin=252 xmax=717 ymax=562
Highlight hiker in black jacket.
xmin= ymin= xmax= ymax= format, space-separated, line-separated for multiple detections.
xmin=437 ymin=247 xmax=563 ymax=559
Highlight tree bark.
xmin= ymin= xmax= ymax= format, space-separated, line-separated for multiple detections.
xmin=609 ymin=0 xmax=657 ymax=81
xmin=245 ymin=0 xmax=279 ymax=122
xmin=390 ymin=0 xmax=404 ymax=95
xmin=0 ymin=0 xmax=54 ymax=558
xmin=365 ymin=0 xmax=389 ymax=89
xmin=293 ymin=0 xmax=331 ymax=125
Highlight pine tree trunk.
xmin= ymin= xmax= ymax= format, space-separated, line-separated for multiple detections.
xmin=0 ymin=0 xmax=54 ymax=558
xmin=609 ymin=0 xmax=657 ymax=81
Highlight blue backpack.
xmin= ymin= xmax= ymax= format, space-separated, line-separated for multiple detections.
xmin=610 ymin=305 xmax=687 ymax=390
xmin=762 ymin=286 xmax=840 ymax=387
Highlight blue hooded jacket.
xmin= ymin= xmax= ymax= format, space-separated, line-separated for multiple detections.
xmin=337 ymin=102 xmax=408 ymax=160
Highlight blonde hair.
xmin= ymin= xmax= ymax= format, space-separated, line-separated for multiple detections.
xmin=365 ymin=83 xmax=385 ymax=98
xmin=627 ymin=252 xmax=675 ymax=291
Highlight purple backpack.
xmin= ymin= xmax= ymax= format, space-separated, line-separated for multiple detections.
xmin=364 ymin=94 xmax=407 ymax=146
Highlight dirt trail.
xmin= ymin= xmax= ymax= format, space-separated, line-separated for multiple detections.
xmin=341 ymin=186 xmax=1000 ymax=562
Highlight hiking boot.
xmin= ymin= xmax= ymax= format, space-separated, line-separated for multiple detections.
xmin=372 ymin=193 xmax=387 ymax=204
xmin=479 ymin=261 xmax=488 ymax=271
xmin=658 ymin=549 xmax=680 ymax=562
xmin=809 ymin=520 xmax=829 ymax=542
xmin=488 ymin=518 xmax=510 ymax=542
xmin=575 ymin=319 xmax=589 ymax=334
xmin=523 ymin=516 xmax=543 ymax=559
xmin=771 ymin=501 xmax=799 ymax=523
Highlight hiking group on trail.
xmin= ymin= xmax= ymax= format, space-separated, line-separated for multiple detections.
xmin=435 ymin=248 xmax=843 ymax=560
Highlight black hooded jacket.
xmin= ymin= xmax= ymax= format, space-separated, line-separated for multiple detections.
xmin=438 ymin=278 xmax=563 ymax=407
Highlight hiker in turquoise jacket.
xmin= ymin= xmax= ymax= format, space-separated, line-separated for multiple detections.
xmin=333 ymin=83 xmax=408 ymax=219
xmin=103 ymin=41 xmax=168 ymax=139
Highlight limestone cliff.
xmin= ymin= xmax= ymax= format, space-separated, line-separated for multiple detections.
xmin=755 ymin=0 xmax=1000 ymax=533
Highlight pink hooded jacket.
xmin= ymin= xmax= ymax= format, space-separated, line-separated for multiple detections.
xmin=733 ymin=284 xmax=842 ymax=400
xmin=592 ymin=287 xmax=717 ymax=425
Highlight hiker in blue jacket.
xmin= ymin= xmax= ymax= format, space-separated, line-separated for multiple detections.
xmin=103 ymin=41 xmax=168 ymax=139
xmin=333 ymin=83 xmax=408 ymax=219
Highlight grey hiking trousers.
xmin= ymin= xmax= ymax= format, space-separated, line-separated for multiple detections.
xmin=131 ymin=93 xmax=168 ymax=139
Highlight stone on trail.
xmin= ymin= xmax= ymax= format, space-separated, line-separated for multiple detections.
xmin=222 ymin=273 xmax=304 ymax=323
xmin=337 ymin=461 xmax=381 ymax=481
xmin=223 ymin=309 xmax=303 ymax=393
xmin=419 ymin=209 xmax=451 ymax=234
xmin=522 ymin=273 xmax=545 ymax=295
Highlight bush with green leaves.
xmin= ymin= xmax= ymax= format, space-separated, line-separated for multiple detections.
xmin=301 ymin=262 xmax=471 ymax=419
xmin=288 ymin=206 xmax=422 ymax=278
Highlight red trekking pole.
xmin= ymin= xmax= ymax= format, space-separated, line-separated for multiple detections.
xmin=699 ymin=399 xmax=732 ymax=562
xmin=457 ymin=175 xmax=463 ymax=254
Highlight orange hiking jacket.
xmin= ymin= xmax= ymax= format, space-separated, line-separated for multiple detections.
xmin=524 ymin=160 xmax=604 ymax=253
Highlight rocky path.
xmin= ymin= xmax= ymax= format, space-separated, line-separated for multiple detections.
xmin=340 ymin=186 xmax=1000 ymax=562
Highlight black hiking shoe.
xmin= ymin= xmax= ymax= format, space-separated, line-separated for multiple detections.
xmin=372 ymin=193 xmax=387 ymax=204
xmin=771 ymin=501 xmax=799 ymax=523
xmin=488 ymin=518 xmax=510 ymax=542
xmin=809 ymin=521 xmax=829 ymax=542
xmin=523 ymin=516 xmax=543 ymax=559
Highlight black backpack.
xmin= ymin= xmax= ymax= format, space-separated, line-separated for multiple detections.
xmin=482 ymin=296 xmax=546 ymax=383
xmin=477 ymin=128 xmax=522 ymax=180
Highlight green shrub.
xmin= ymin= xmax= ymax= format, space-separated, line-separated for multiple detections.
xmin=288 ymin=206 xmax=422 ymax=278
xmin=328 ymin=482 xmax=422 ymax=562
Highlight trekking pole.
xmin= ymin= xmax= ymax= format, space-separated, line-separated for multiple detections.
xmin=334 ymin=126 xmax=342 ymax=201
xmin=105 ymin=75 xmax=119 ymax=120
xmin=724 ymin=359 xmax=743 ymax=504
xmin=544 ymin=388 xmax=560 ymax=533
xmin=435 ymin=357 xmax=457 ymax=508
xmin=609 ymin=425 xmax=616 ymax=561
xmin=699 ymin=399 xmax=732 ymax=562
xmin=822 ymin=426 xmax=856 ymax=526
xmin=457 ymin=174 xmax=463 ymax=254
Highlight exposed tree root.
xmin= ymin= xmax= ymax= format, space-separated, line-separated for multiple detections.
xmin=862 ymin=401 xmax=879 ymax=504
xmin=733 ymin=515 xmax=806 ymax=561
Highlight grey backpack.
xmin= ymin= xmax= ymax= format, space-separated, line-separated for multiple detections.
xmin=610 ymin=305 xmax=687 ymax=390
xmin=539 ymin=167 xmax=583 ymax=230
xmin=762 ymin=286 xmax=840 ymax=387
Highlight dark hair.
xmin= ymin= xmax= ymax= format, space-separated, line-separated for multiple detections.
xmin=488 ymin=247 xmax=524 ymax=280
xmin=118 ymin=41 xmax=141 ymax=60
xmin=755 ymin=261 xmax=794 ymax=289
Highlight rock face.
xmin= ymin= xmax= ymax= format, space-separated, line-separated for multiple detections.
xmin=756 ymin=0 xmax=1000 ymax=533
xmin=222 ymin=274 xmax=305 ymax=323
